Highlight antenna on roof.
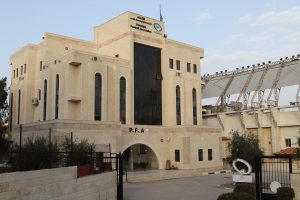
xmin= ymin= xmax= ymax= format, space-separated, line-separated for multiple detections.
xmin=160 ymin=4 xmax=164 ymax=22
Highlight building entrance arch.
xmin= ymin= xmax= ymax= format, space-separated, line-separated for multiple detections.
xmin=122 ymin=143 xmax=159 ymax=171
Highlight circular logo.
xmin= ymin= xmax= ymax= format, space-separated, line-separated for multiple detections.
xmin=154 ymin=23 xmax=162 ymax=32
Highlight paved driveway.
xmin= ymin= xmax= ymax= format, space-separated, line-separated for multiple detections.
xmin=124 ymin=173 xmax=233 ymax=200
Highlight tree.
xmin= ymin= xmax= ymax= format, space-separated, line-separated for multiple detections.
xmin=0 ymin=77 xmax=8 ymax=151
xmin=226 ymin=130 xmax=263 ymax=169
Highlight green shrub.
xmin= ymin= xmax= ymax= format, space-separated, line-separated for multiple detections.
xmin=233 ymin=183 xmax=255 ymax=197
xmin=217 ymin=192 xmax=255 ymax=200
xmin=11 ymin=136 xmax=60 ymax=171
xmin=62 ymin=137 xmax=95 ymax=166
xmin=277 ymin=187 xmax=295 ymax=200
xmin=226 ymin=131 xmax=263 ymax=169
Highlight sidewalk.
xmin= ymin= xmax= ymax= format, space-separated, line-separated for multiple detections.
xmin=125 ymin=169 xmax=232 ymax=182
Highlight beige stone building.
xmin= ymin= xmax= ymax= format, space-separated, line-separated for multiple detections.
xmin=9 ymin=12 xmax=223 ymax=171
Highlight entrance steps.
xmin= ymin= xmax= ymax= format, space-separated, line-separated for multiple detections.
xmin=125 ymin=168 xmax=230 ymax=183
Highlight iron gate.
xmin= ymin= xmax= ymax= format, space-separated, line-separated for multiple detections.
xmin=255 ymin=156 xmax=292 ymax=200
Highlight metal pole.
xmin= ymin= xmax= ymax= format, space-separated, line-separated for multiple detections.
xmin=70 ymin=132 xmax=73 ymax=166
xmin=19 ymin=124 xmax=22 ymax=151
xmin=119 ymin=152 xmax=123 ymax=200
xmin=19 ymin=124 xmax=22 ymax=171
xmin=255 ymin=156 xmax=261 ymax=200
xmin=49 ymin=128 xmax=52 ymax=168
xmin=116 ymin=154 xmax=120 ymax=200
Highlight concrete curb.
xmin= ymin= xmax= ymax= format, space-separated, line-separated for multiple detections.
xmin=202 ymin=170 xmax=232 ymax=175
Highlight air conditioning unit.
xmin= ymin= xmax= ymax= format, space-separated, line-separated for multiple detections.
xmin=32 ymin=98 xmax=39 ymax=106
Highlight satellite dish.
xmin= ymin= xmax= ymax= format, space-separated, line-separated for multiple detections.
xmin=270 ymin=181 xmax=281 ymax=193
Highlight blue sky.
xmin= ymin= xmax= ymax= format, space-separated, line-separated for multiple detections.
xmin=0 ymin=0 xmax=299 ymax=104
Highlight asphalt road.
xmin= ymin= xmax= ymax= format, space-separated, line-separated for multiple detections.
xmin=124 ymin=173 xmax=233 ymax=200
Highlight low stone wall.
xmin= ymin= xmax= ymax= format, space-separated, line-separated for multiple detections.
xmin=0 ymin=167 xmax=117 ymax=200
xmin=292 ymin=173 xmax=300 ymax=200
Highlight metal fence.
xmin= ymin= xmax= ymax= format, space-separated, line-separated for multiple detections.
xmin=255 ymin=156 xmax=292 ymax=200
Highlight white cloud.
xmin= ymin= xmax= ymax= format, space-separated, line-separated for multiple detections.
xmin=247 ymin=6 xmax=300 ymax=27
xmin=238 ymin=14 xmax=253 ymax=23
xmin=202 ymin=50 xmax=265 ymax=74
xmin=195 ymin=12 xmax=212 ymax=24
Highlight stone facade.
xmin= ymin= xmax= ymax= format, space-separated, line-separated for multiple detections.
xmin=203 ymin=107 xmax=300 ymax=157
xmin=0 ymin=167 xmax=116 ymax=200
xmin=9 ymin=11 xmax=223 ymax=171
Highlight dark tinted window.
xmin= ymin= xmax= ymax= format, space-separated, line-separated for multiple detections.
xmin=192 ymin=88 xmax=197 ymax=125
xmin=169 ymin=58 xmax=173 ymax=69
xmin=17 ymin=91 xmax=21 ymax=124
xmin=193 ymin=64 xmax=197 ymax=74
xmin=120 ymin=77 xmax=126 ymax=124
xmin=175 ymin=149 xmax=180 ymax=162
xmin=208 ymin=149 xmax=213 ymax=161
xmin=176 ymin=60 xmax=180 ymax=70
xmin=134 ymin=43 xmax=162 ymax=125
xmin=95 ymin=73 xmax=102 ymax=120
xmin=43 ymin=79 xmax=47 ymax=121
xmin=187 ymin=63 xmax=191 ymax=72
xmin=176 ymin=85 xmax=181 ymax=125
xmin=55 ymin=74 xmax=59 ymax=119
xmin=198 ymin=149 xmax=203 ymax=161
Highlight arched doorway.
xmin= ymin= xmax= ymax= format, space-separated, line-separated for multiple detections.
xmin=122 ymin=144 xmax=159 ymax=171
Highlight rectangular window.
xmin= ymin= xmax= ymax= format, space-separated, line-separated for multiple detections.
xmin=193 ymin=64 xmax=197 ymax=74
xmin=187 ymin=63 xmax=191 ymax=72
xmin=16 ymin=68 xmax=18 ymax=77
xmin=40 ymin=61 xmax=42 ymax=71
xmin=38 ymin=89 xmax=41 ymax=100
xmin=176 ymin=60 xmax=180 ymax=70
xmin=285 ymin=138 xmax=291 ymax=147
xmin=175 ymin=149 xmax=180 ymax=162
xmin=134 ymin=43 xmax=162 ymax=125
xmin=169 ymin=58 xmax=173 ymax=69
xmin=208 ymin=149 xmax=213 ymax=161
xmin=21 ymin=65 xmax=23 ymax=75
xmin=24 ymin=64 xmax=26 ymax=74
xmin=198 ymin=149 xmax=203 ymax=161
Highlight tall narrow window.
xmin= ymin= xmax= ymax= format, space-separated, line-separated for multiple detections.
xmin=120 ymin=77 xmax=126 ymax=124
xmin=9 ymin=93 xmax=13 ymax=131
xmin=17 ymin=90 xmax=21 ymax=124
xmin=198 ymin=149 xmax=203 ymax=161
xmin=21 ymin=65 xmax=23 ymax=75
xmin=169 ymin=58 xmax=174 ymax=69
xmin=187 ymin=63 xmax=191 ymax=72
xmin=24 ymin=64 xmax=26 ymax=74
xmin=175 ymin=149 xmax=180 ymax=162
xmin=16 ymin=68 xmax=18 ymax=77
xmin=176 ymin=85 xmax=181 ymax=125
xmin=208 ymin=149 xmax=213 ymax=161
xmin=193 ymin=64 xmax=197 ymax=74
xmin=192 ymin=88 xmax=197 ymax=125
xmin=43 ymin=79 xmax=47 ymax=121
xmin=55 ymin=74 xmax=59 ymax=119
xmin=94 ymin=73 xmax=102 ymax=120
xmin=176 ymin=60 xmax=180 ymax=70
xmin=285 ymin=138 xmax=291 ymax=147
xmin=40 ymin=61 xmax=42 ymax=71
